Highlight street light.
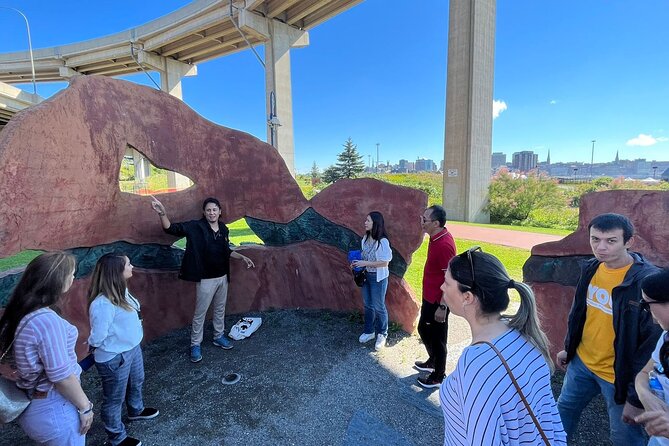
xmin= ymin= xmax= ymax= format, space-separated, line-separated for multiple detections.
xmin=267 ymin=91 xmax=281 ymax=148
xmin=0 ymin=6 xmax=37 ymax=95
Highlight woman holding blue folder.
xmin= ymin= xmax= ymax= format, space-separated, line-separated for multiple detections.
xmin=351 ymin=211 xmax=393 ymax=351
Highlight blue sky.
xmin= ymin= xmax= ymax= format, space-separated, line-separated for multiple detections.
xmin=2 ymin=0 xmax=668 ymax=173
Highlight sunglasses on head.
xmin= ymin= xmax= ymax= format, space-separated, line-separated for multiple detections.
xmin=459 ymin=246 xmax=482 ymax=289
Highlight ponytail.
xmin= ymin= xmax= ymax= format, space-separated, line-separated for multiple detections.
xmin=506 ymin=281 xmax=553 ymax=372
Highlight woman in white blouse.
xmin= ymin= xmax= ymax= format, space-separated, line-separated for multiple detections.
xmin=351 ymin=211 xmax=393 ymax=351
xmin=88 ymin=254 xmax=158 ymax=446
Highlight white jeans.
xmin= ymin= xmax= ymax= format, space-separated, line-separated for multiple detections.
xmin=191 ymin=275 xmax=228 ymax=346
xmin=19 ymin=387 xmax=85 ymax=445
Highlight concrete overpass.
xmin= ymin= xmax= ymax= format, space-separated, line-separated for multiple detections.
xmin=0 ymin=0 xmax=497 ymax=222
xmin=0 ymin=82 xmax=43 ymax=129
xmin=0 ymin=0 xmax=363 ymax=175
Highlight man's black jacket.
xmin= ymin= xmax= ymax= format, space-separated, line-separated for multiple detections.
xmin=564 ymin=252 xmax=660 ymax=407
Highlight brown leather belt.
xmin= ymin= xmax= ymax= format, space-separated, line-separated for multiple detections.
xmin=32 ymin=390 xmax=49 ymax=399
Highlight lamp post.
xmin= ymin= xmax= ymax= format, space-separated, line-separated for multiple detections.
xmin=590 ymin=140 xmax=596 ymax=179
xmin=0 ymin=7 xmax=37 ymax=95
xmin=267 ymin=91 xmax=281 ymax=148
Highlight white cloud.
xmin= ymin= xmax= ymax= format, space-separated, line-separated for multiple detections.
xmin=549 ymin=99 xmax=558 ymax=105
xmin=493 ymin=100 xmax=507 ymax=119
xmin=626 ymin=134 xmax=669 ymax=147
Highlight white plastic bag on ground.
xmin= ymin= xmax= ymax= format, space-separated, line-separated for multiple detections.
xmin=228 ymin=317 xmax=262 ymax=340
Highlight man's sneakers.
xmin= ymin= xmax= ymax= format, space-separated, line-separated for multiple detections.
xmin=213 ymin=335 xmax=233 ymax=350
xmin=128 ymin=407 xmax=160 ymax=421
xmin=414 ymin=359 xmax=435 ymax=372
xmin=417 ymin=372 xmax=445 ymax=389
xmin=190 ymin=345 xmax=202 ymax=363
xmin=359 ymin=332 xmax=375 ymax=344
xmin=374 ymin=334 xmax=387 ymax=351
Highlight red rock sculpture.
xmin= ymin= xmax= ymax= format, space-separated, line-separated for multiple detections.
xmin=0 ymin=76 xmax=426 ymax=350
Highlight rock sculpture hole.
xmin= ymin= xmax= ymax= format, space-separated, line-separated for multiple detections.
xmin=119 ymin=146 xmax=194 ymax=195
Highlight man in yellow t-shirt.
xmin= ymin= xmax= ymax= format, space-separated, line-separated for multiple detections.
xmin=557 ymin=213 xmax=660 ymax=446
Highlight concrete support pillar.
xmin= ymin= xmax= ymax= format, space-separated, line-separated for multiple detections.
xmin=238 ymin=10 xmax=308 ymax=176
xmin=137 ymin=50 xmax=197 ymax=190
xmin=443 ymin=0 xmax=496 ymax=223
xmin=265 ymin=22 xmax=309 ymax=176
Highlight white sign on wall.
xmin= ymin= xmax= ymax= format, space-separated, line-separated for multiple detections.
xmin=447 ymin=169 xmax=458 ymax=177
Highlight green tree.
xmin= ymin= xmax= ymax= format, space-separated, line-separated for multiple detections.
xmin=486 ymin=170 xmax=566 ymax=224
xmin=322 ymin=165 xmax=341 ymax=184
xmin=310 ymin=161 xmax=320 ymax=181
xmin=335 ymin=137 xmax=365 ymax=179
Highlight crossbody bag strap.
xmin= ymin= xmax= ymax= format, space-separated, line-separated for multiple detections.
xmin=474 ymin=340 xmax=551 ymax=446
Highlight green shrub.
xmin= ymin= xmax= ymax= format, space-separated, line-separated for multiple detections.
xmin=487 ymin=170 xmax=567 ymax=224
xmin=524 ymin=207 xmax=579 ymax=230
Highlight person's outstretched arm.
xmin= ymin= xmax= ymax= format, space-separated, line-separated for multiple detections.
xmin=150 ymin=195 xmax=171 ymax=230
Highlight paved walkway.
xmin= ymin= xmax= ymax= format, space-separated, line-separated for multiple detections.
xmin=448 ymin=222 xmax=565 ymax=250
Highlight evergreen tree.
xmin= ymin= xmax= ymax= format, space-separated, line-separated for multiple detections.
xmin=322 ymin=165 xmax=341 ymax=184
xmin=310 ymin=161 xmax=320 ymax=180
xmin=335 ymin=137 xmax=365 ymax=179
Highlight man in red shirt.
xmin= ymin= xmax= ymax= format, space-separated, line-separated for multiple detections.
xmin=415 ymin=205 xmax=457 ymax=388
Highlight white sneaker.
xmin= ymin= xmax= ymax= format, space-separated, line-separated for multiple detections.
xmin=359 ymin=332 xmax=375 ymax=343
xmin=375 ymin=334 xmax=387 ymax=351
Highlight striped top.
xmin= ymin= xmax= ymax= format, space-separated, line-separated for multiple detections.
xmin=440 ymin=329 xmax=566 ymax=446
xmin=13 ymin=308 xmax=81 ymax=392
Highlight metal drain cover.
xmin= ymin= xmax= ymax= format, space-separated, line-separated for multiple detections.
xmin=222 ymin=373 xmax=241 ymax=385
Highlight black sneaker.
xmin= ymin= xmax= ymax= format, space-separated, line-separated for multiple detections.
xmin=117 ymin=437 xmax=142 ymax=446
xmin=127 ymin=408 xmax=159 ymax=421
xmin=414 ymin=359 xmax=435 ymax=372
xmin=417 ymin=373 xmax=444 ymax=389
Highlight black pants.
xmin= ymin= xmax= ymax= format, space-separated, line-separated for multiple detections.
xmin=417 ymin=299 xmax=449 ymax=376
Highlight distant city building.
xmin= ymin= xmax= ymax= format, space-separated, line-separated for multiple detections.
xmin=415 ymin=158 xmax=436 ymax=172
xmin=491 ymin=152 xmax=506 ymax=168
xmin=512 ymin=151 xmax=538 ymax=172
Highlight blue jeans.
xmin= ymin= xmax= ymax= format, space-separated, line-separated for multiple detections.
xmin=361 ymin=272 xmax=388 ymax=336
xmin=95 ymin=345 xmax=145 ymax=446
xmin=18 ymin=387 xmax=85 ymax=445
xmin=557 ymin=354 xmax=645 ymax=446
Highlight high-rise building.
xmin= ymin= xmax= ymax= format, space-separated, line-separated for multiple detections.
xmin=491 ymin=152 xmax=506 ymax=168
xmin=512 ymin=151 xmax=538 ymax=172
xmin=415 ymin=158 xmax=436 ymax=172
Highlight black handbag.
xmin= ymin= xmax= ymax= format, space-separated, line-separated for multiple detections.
xmin=353 ymin=269 xmax=367 ymax=287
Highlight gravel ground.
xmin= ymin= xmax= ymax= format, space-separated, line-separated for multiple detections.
xmin=0 ymin=309 xmax=612 ymax=445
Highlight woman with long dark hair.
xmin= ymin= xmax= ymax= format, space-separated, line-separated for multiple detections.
xmin=0 ymin=252 xmax=93 ymax=445
xmin=438 ymin=247 xmax=566 ymax=445
xmin=634 ymin=269 xmax=669 ymax=444
xmin=88 ymin=253 xmax=158 ymax=446
xmin=351 ymin=211 xmax=393 ymax=351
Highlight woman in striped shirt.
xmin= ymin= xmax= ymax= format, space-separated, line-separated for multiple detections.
xmin=438 ymin=247 xmax=566 ymax=445
xmin=0 ymin=252 xmax=94 ymax=445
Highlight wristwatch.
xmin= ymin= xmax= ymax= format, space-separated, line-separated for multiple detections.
xmin=438 ymin=304 xmax=446 ymax=310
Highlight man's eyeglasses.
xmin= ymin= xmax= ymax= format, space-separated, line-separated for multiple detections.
xmin=420 ymin=216 xmax=434 ymax=224
xmin=640 ymin=299 xmax=665 ymax=313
